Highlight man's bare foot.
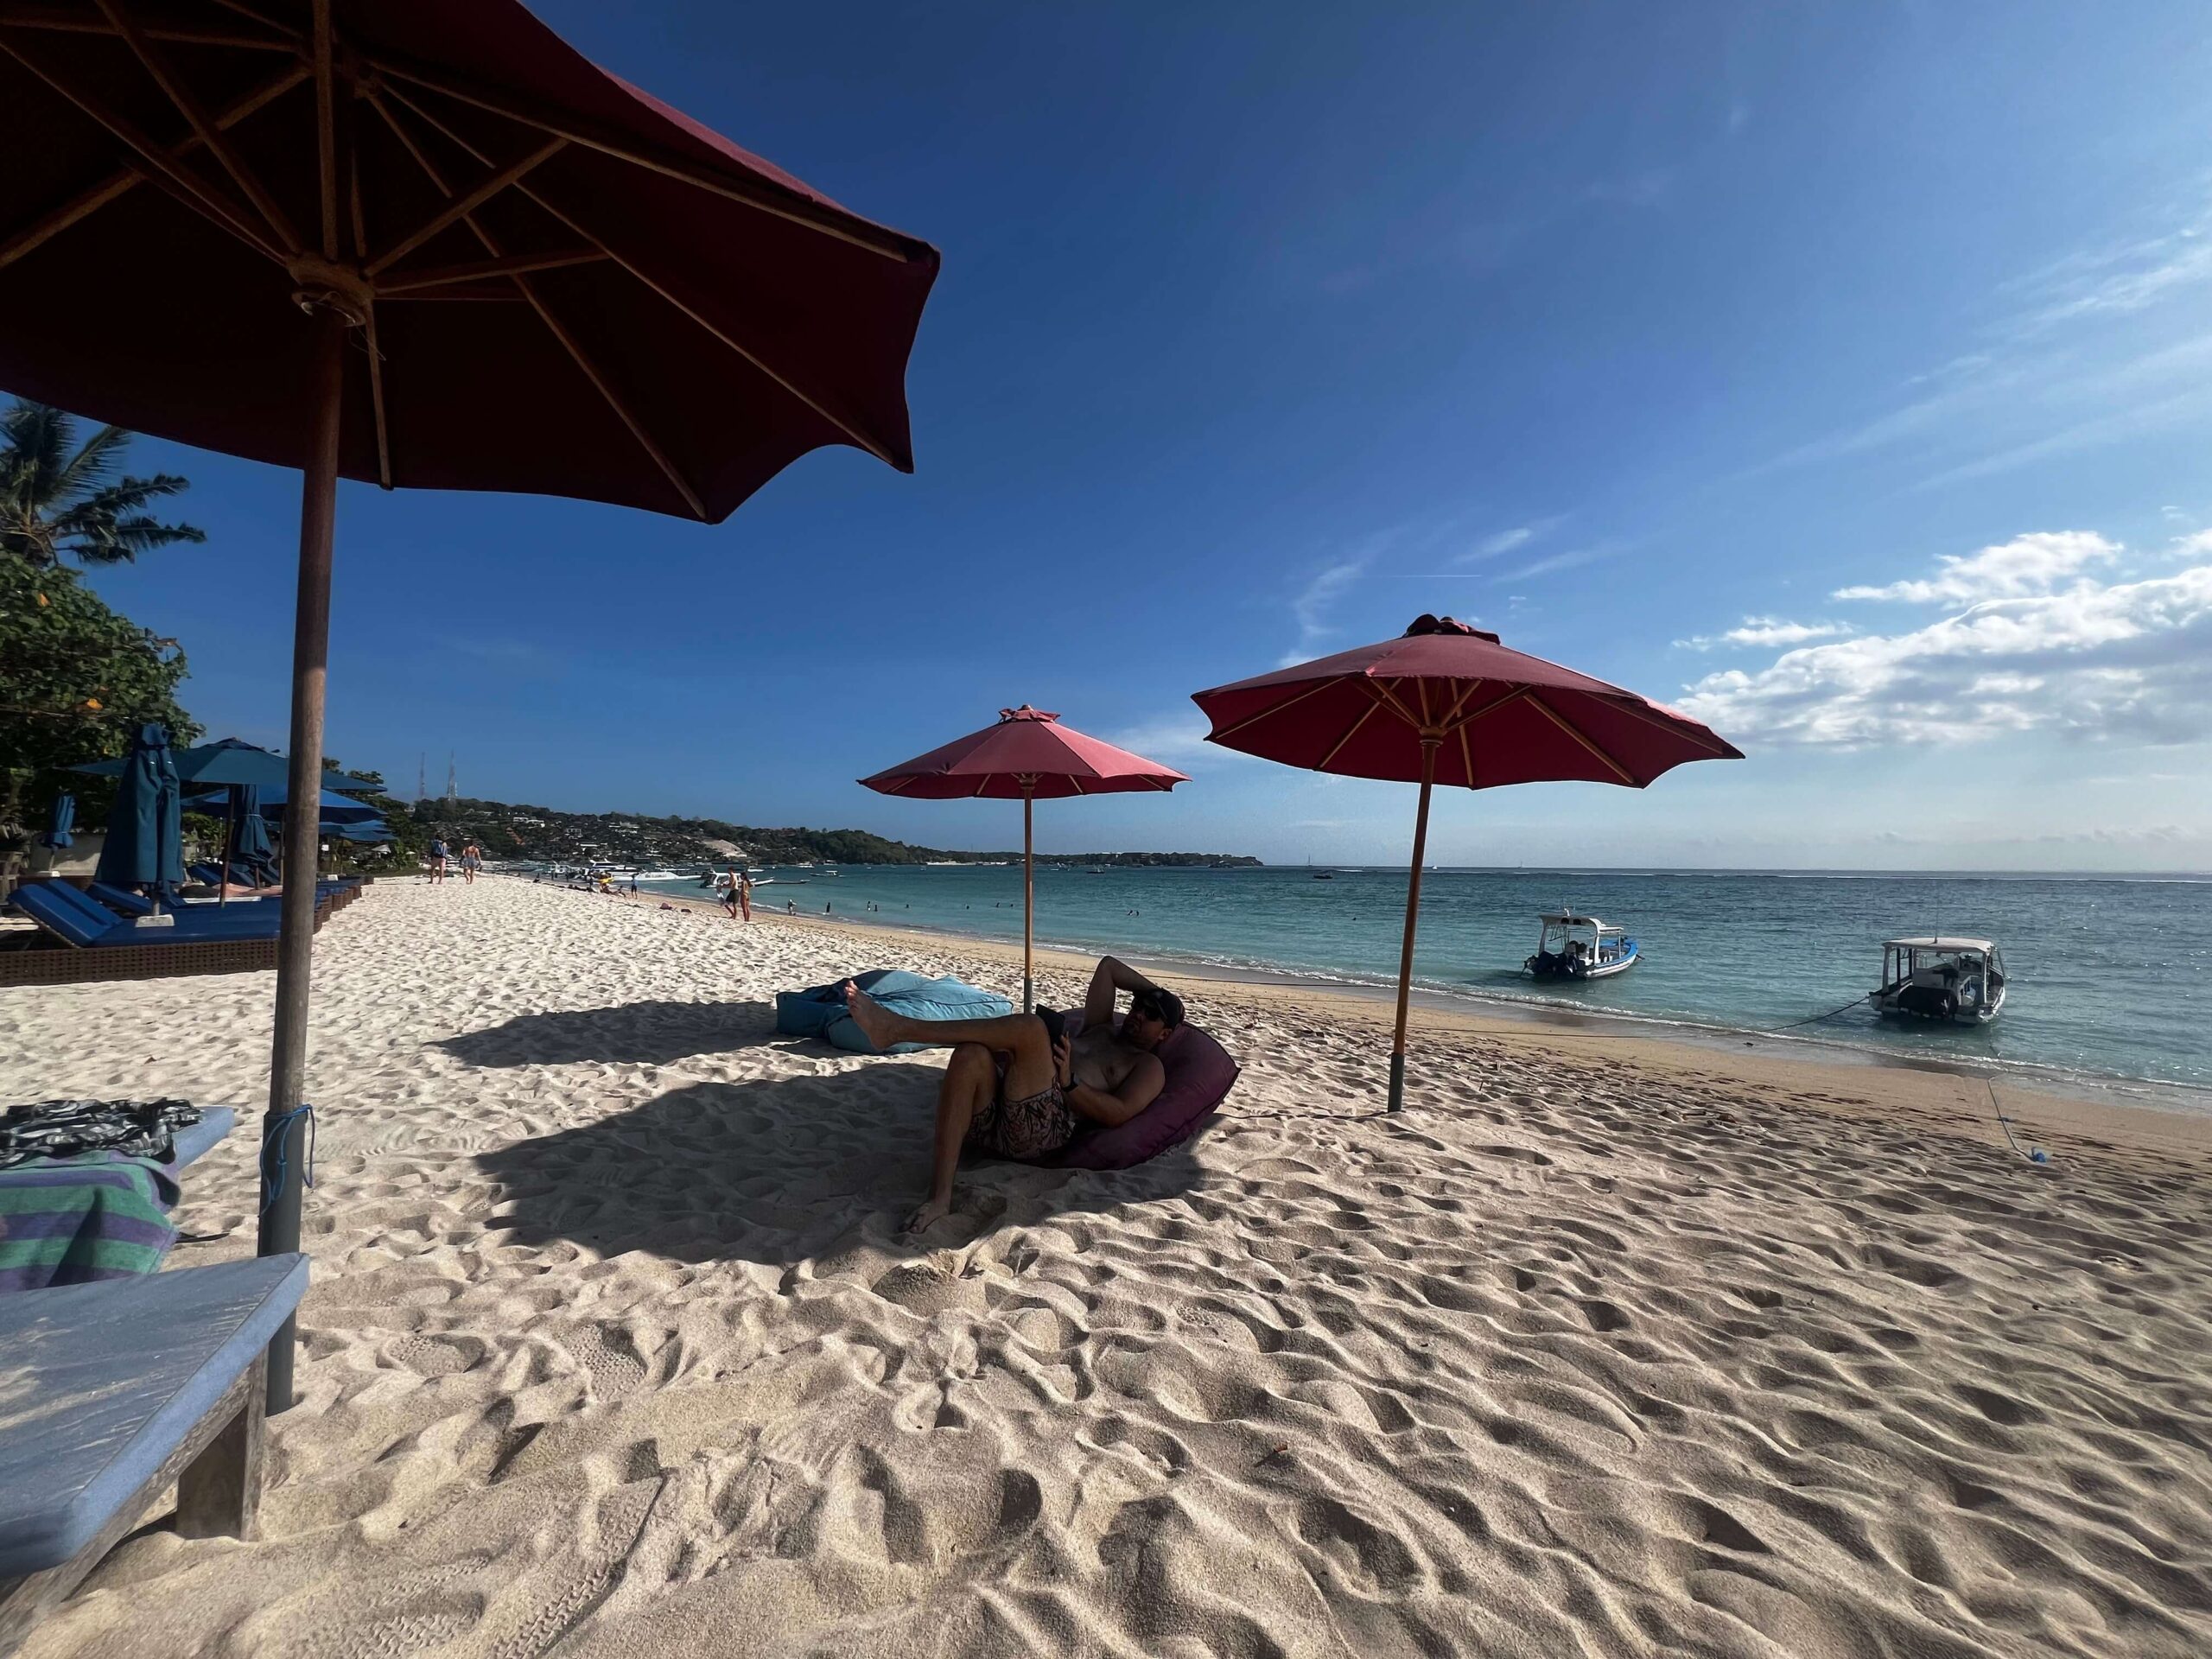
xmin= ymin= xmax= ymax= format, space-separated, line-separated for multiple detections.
xmin=903 ymin=1196 xmax=952 ymax=1233
xmin=842 ymin=981 xmax=898 ymax=1049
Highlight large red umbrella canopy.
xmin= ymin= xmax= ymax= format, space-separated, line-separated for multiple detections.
xmin=1192 ymin=617 xmax=1739 ymax=787
xmin=861 ymin=707 xmax=1187 ymax=1007
xmin=860 ymin=705 xmax=1189 ymax=800
xmin=0 ymin=0 xmax=938 ymax=519
xmin=1192 ymin=616 xmax=1741 ymax=1109
xmin=0 ymin=0 xmax=937 ymax=1412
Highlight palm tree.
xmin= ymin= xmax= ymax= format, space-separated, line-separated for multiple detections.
xmin=0 ymin=399 xmax=204 ymax=568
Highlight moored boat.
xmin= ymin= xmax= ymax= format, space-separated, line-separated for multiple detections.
xmin=1874 ymin=937 xmax=2005 ymax=1025
xmin=1524 ymin=912 xmax=1639 ymax=980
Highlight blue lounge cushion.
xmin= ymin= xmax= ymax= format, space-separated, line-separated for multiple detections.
xmin=10 ymin=883 xmax=298 ymax=947
xmin=0 ymin=1253 xmax=309 ymax=1577
xmin=775 ymin=969 xmax=1014 ymax=1053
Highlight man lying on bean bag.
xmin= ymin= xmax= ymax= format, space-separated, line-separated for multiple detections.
xmin=842 ymin=953 xmax=1236 ymax=1233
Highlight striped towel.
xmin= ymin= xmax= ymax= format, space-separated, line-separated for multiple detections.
xmin=0 ymin=1158 xmax=181 ymax=1293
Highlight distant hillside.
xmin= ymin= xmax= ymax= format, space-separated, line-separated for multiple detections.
xmin=407 ymin=796 xmax=1261 ymax=868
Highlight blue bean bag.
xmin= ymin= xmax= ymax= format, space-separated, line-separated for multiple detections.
xmin=775 ymin=969 xmax=1014 ymax=1054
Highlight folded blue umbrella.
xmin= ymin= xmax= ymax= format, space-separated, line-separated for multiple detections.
xmin=92 ymin=725 xmax=183 ymax=895
xmin=229 ymin=786 xmax=278 ymax=886
xmin=41 ymin=793 xmax=74 ymax=851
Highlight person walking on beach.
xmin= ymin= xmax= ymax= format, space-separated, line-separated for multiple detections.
xmin=842 ymin=953 xmax=1177 ymax=1233
xmin=461 ymin=839 xmax=482 ymax=885
xmin=721 ymin=866 xmax=741 ymax=919
xmin=739 ymin=868 xmax=753 ymax=923
xmin=428 ymin=836 xmax=448 ymax=884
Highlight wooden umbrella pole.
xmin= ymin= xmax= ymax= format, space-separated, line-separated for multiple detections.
xmin=1022 ymin=784 xmax=1035 ymax=1013
xmin=257 ymin=302 xmax=346 ymax=1415
xmin=1387 ymin=738 xmax=1440 ymax=1112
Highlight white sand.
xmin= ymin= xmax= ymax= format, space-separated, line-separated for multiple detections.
xmin=4 ymin=877 xmax=2209 ymax=1658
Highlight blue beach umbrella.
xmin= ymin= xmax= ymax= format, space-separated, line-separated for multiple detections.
xmin=78 ymin=738 xmax=378 ymax=793
xmin=40 ymin=793 xmax=74 ymax=851
xmin=187 ymin=784 xmax=384 ymax=824
xmin=93 ymin=723 xmax=184 ymax=895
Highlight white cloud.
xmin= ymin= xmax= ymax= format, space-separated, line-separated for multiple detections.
xmin=1287 ymin=556 xmax=1370 ymax=662
xmin=1675 ymin=616 xmax=1854 ymax=652
xmin=1452 ymin=516 xmax=1565 ymax=567
xmin=1100 ymin=713 xmax=1214 ymax=763
xmin=1680 ymin=551 xmax=2212 ymax=749
xmin=1745 ymin=197 xmax=2212 ymax=487
xmin=1832 ymin=531 xmax=2118 ymax=605
xmin=1502 ymin=543 xmax=1618 ymax=582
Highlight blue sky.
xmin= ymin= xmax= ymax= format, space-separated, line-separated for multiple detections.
xmin=48 ymin=1 xmax=2212 ymax=870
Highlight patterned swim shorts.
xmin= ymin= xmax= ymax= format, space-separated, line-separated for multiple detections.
xmin=967 ymin=1062 xmax=1076 ymax=1160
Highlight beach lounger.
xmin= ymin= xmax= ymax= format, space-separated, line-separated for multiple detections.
xmin=0 ymin=1105 xmax=238 ymax=1294
xmin=0 ymin=1254 xmax=309 ymax=1655
xmin=1 ymin=883 xmax=317 ymax=988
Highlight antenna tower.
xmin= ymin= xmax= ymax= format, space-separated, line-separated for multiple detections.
xmin=444 ymin=753 xmax=458 ymax=804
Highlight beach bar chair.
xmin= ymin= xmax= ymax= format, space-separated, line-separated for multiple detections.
xmin=0 ymin=1254 xmax=309 ymax=1655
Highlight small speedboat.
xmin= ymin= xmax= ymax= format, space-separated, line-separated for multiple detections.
xmin=1874 ymin=937 xmax=2005 ymax=1025
xmin=1524 ymin=912 xmax=1639 ymax=981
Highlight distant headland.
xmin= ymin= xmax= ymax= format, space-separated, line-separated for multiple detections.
xmin=406 ymin=796 xmax=1261 ymax=869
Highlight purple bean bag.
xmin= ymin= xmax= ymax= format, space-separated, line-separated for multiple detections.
xmin=1046 ymin=1017 xmax=1239 ymax=1171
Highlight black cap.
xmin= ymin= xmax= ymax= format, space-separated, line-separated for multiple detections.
xmin=1129 ymin=988 xmax=1185 ymax=1028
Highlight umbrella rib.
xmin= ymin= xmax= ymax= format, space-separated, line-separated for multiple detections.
xmin=511 ymin=181 xmax=901 ymax=467
xmin=377 ymin=248 xmax=608 ymax=293
xmin=1459 ymin=720 xmax=1476 ymax=791
xmin=206 ymin=0 xmax=301 ymax=44
xmin=347 ymin=148 xmax=393 ymax=489
xmin=312 ymin=0 xmax=337 ymax=259
xmin=364 ymin=136 xmax=567 ymax=277
xmin=364 ymin=50 xmax=925 ymax=263
xmin=1601 ymin=693 xmax=1742 ymax=757
xmin=514 ymin=276 xmax=706 ymax=518
xmin=0 ymin=34 xmax=286 ymax=266
xmin=1441 ymin=683 xmax=1529 ymax=734
xmin=0 ymin=5 xmax=294 ymax=51
xmin=1204 ymin=677 xmax=1339 ymax=744
xmin=0 ymin=59 xmax=305 ymax=274
xmin=1523 ymin=693 xmax=1638 ymax=785
xmin=368 ymin=87 xmax=704 ymax=518
xmin=92 ymin=0 xmax=302 ymax=252
xmin=378 ymin=82 xmax=901 ymax=471
xmin=1317 ymin=700 xmax=1382 ymax=770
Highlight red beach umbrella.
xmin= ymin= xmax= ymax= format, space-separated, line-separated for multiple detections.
xmin=0 ymin=0 xmax=937 ymax=1410
xmin=1192 ymin=615 xmax=1741 ymax=1110
xmin=860 ymin=707 xmax=1188 ymax=1010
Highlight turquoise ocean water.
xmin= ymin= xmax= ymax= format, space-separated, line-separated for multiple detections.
xmin=629 ymin=865 xmax=2210 ymax=1100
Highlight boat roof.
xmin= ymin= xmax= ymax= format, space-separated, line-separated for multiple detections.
xmin=1539 ymin=912 xmax=1624 ymax=931
xmin=1885 ymin=936 xmax=1995 ymax=952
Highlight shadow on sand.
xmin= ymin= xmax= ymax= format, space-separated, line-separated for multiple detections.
xmin=432 ymin=999 xmax=775 ymax=1068
xmin=472 ymin=1072 xmax=1209 ymax=1266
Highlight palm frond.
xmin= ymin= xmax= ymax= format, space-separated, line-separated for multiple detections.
xmin=50 ymin=423 xmax=130 ymax=503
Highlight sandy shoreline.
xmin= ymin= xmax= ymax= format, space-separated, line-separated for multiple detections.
xmin=5 ymin=875 xmax=2209 ymax=1656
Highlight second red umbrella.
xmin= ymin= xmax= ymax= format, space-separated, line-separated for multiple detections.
xmin=1192 ymin=615 xmax=1742 ymax=1109
xmin=860 ymin=707 xmax=1188 ymax=1011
